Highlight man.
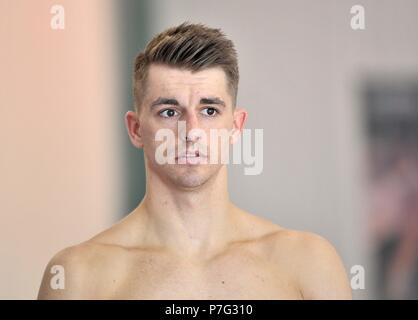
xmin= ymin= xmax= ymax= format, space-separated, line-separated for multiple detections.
xmin=38 ymin=23 xmax=352 ymax=299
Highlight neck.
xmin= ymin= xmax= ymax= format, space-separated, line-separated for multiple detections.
xmin=134 ymin=165 xmax=239 ymax=259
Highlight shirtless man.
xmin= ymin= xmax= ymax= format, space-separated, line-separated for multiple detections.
xmin=38 ymin=23 xmax=352 ymax=300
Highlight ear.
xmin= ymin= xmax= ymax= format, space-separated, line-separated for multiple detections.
xmin=230 ymin=107 xmax=248 ymax=144
xmin=125 ymin=110 xmax=144 ymax=148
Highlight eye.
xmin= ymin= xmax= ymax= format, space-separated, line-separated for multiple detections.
xmin=159 ymin=109 xmax=179 ymax=118
xmin=201 ymin=107 xmax=219 ymax=117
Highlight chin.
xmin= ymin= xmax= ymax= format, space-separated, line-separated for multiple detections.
xmin=171 ymin=170 xmax=210 ymax=189
xmin=174 ymin=176 xmax=207 ymax=189
xmin=168 ymin=165 xmax=221 ymax=189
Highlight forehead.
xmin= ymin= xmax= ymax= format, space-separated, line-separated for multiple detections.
xmin=145 ymin=64 xmax=231 ymax=103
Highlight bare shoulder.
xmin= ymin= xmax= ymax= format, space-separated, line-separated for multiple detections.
xmin=37 ymin=243 xmax=88 ymax=299
xmin=37 ymin=240 xmax=120 ymax=299
xmin=269 ymin=228 xmax=352 ymax=300
xmin=37 ymin=213 xmax=145 ymax=299
xmin=234 ymin=207 xmax=352 ymax=300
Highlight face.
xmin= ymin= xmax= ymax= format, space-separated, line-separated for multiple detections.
xmin=125 ymin=64 xmax=247 ymax=189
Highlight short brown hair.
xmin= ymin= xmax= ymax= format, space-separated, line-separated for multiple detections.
xmin=132 ymin=22 xmax=239 ymax=113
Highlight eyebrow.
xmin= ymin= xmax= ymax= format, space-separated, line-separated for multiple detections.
xmin=200 ymin=97 xmax=226 ymax=107
xmin=150 ymin=97 xmax=179 ymax=108
xmin=150 ymin=96 xmax=226 ymax=109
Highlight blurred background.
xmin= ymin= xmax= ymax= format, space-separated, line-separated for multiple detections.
xmin=0 ymin=0 xmax=417 ymax=299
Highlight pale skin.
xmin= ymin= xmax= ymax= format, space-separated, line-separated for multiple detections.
xmin=38 ymin=64 xmax=352 ymax=300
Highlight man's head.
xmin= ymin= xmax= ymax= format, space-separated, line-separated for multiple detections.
xmin=133 ymin=22 xmax=239 ymax=113
xmin=125 ymin=23 xmax=247 ymax=189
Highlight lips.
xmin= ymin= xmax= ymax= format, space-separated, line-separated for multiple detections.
xmin=175 ymin=150 xmax=205 ymax=159
xmin=175 ymin=150 xmax=207 ymax=164
xmin=176 ymin=153 xmax=199 ymax=159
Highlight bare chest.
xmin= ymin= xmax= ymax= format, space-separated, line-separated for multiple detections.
xmin=100 ymin=250 xmax=301 ymax=300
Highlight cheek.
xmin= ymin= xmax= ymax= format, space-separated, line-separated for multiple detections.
xmin=139 ymin=122 xmax=161 ymax=154
xmin=140 ymin=125 xmax=154 ymax=144
xmin=140 ymin=121 xmax=178 ymax=158
xmin=201 ymin=114 xmax=233 ymax=132
xmin=204 ymin=119 xmax=234 ymax=140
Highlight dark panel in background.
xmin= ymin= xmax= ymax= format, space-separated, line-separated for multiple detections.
xmin=362 ymin=77 xmax=418 ymax=300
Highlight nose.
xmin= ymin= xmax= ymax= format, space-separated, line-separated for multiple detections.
xmin=179 ymin=111 xmax=202 ymax=143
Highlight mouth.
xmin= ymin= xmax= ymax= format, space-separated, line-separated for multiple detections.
xmin=175 ymin=150 xmax=207 ymax=164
